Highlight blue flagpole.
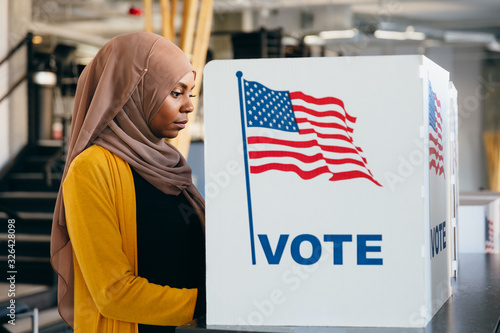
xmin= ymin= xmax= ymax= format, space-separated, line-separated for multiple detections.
xmin=236 ymin=71 xmax=256 ymax=265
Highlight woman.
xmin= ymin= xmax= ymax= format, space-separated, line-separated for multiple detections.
xmin=50 ymin=32 xmax=206 ymax=332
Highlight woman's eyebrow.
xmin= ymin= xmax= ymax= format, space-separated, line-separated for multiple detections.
xmin=177 ymin=82 xmax=195 ymax=91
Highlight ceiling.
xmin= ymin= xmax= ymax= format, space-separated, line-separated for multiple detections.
xmin=31 ymin=0 xmax=500 ymax=52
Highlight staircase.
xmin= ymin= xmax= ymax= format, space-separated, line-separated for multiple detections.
xmin=0 ymin=141 xmax=72 ymax=332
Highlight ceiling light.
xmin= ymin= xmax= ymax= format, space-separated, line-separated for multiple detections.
xmin=32 ymin=35 xmax=43 ymax=44
xmin=374 ymin=26 xmax=425 ymax=41
xmin=319 ymin=29 xmax=358 ymax=40
xmin=444 ymin=31 xmax=496 ymax=44
xmin=488 ymin=40 xmax=500 ymax=52
xmin=32 ymin=71 xmax=57 ymax=87
xmin=282 ymin=36 xmax=299 ymax=46
xmin=374 ymin=30 xmax=406 ymax=40
xmin=405 ymin=26 xmax=426 ymax=40
xmin=303 ymin=35 xmax=325 ymax=46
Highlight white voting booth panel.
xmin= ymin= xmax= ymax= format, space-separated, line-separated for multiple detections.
xmin=459 ymin=192 xmax=500 ymax=254
xmin=204 ymin=55 xmax=456 ymax=328
xmin=447 ymin=82 xmax=459 ymax=278
xmin=458 ymin=205 xmax=488 ymax=253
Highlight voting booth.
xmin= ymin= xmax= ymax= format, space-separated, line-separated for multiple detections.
xmin=459 ymin=191 xmax=500 ymax=254
xmin=204 ymin=55 xmax=458 ymax=328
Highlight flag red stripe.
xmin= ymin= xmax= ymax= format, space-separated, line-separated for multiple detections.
xmin=289 ymin=91 xmax=357 ymax=123
xmin=250 ymin=163 xmax=379 ymax=184
xmin=292 ymin=105 xmax=352 ymax=124
xmin=436 ymin=122 xmax=442 ymax=132
xmin=430 ymin=148 xmax=444 ymax=161
xmin=299 ymin=128 xmax=352 ymax=142
xmin=430 ymin=160 xmax=445 ymax=175
xmin=296 ymin=118 xmax=354 ymax=133
xmin=249 ymin=150 xmax=369 ymax=169
xmin=429 ymin=161 xmax=444 ymax=176
xmin=435 ymin=94 xmax=441 ymax=108
xmin=248 ymin=136 xmax=367 ymax=163
xmin=330 ymin=170 xmax=382 ymax=187
xmin=250 ymin=163 xmax=332 ymax=180
xmin=298 ymin=128 xmax=364 ymax=153
xmin=435 ymin=110 xmax=442 ymax=122
xmin=429 ymin=135 xmax=443 ymax=151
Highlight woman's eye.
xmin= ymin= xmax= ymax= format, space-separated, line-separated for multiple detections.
xmin=189 ymin=94 xmax=197 ymax=98
xmin=171 ymin=91 xmax=182 ymax=98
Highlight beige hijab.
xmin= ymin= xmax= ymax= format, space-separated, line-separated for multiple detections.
xmin=50 ymin=32 xmax=205 ymax=328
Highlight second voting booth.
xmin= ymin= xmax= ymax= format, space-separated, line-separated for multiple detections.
xmin=203 ymin=55 xmax=458 ymax=328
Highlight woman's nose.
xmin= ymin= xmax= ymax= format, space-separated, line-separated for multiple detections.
xmin=183 ymin=98 xmax=194 ymax=113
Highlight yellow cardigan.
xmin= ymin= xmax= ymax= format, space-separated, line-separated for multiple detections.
xmin=63 ymin=145 xmax=197 ymax=332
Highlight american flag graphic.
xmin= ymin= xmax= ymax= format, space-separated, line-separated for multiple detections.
xmin=429 ymin=82 xmax=445 ymax=178
xmin=241 ymin=78 xmax=381 ymax=186
xmin=485 ymin=217 xmax=495 ymax=253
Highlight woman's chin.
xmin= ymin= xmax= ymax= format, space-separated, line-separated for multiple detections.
xmin=165 ymin=131 xmax=181 ymax=139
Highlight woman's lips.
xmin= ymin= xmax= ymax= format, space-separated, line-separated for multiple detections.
xmin=174 ymin=120 xmax=188 ymax=129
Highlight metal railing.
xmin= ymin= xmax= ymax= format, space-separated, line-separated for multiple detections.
xmin=0 ymin=32 xmax=33 ymax=105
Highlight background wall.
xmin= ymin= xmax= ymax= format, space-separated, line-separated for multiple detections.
xmin=0 ymin=0 xmax=31 ymax=173
xmin=8 ymin=0 xmax=30 ymax=160
xmin=451 ymin=47 xmax=488 ymax=191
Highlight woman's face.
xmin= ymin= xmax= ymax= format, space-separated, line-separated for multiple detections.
xmin=149 ymin=71 xmax=196 ymax=139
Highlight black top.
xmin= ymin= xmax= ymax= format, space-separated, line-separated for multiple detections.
xmin=132 ymin=168 xmax=206 ymax=333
